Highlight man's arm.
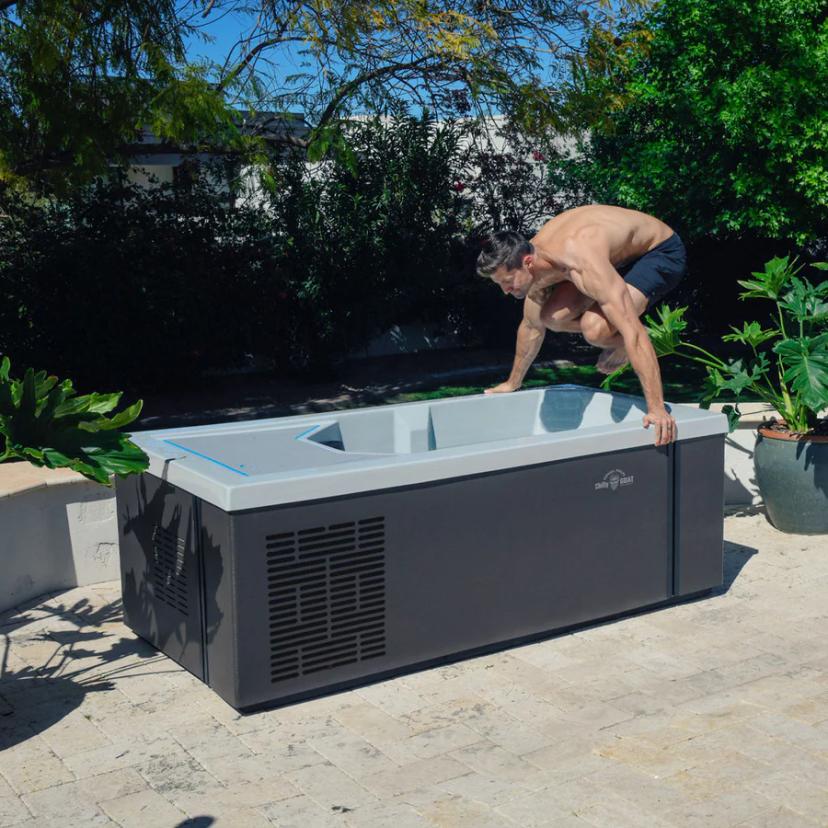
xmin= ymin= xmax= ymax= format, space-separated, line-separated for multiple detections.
xmin=567 ymin=231 xmax=676 ymax=445
xmin=486 ymin=299 xmax=545 ymax=394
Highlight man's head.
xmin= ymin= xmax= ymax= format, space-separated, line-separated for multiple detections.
xmin=476 ymin=230 xmax=535 ymax=299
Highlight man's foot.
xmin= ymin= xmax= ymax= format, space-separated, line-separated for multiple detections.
xmin=596 ymin=346 xmax=629 ymax=375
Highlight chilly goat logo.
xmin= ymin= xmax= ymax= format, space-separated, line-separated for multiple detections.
xmin=595 ymin=469 xmax=634 ymax=491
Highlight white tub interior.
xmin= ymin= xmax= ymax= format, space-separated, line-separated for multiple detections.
xmin=134 ymin=385 xmax=728 ymax=510
xmin=161 ymin=388 xmax=655 ymax=476
xmin=307 ymin=387 xmax=649 ymax=455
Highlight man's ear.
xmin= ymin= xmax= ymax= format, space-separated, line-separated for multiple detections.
xmin=523 ymin=254 xmax=534 ymax=269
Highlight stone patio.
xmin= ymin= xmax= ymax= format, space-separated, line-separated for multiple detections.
xmin=1 ymin=510 xmax=827 ymax=828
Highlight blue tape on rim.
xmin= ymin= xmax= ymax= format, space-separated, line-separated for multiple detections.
xmin=162 ymin=439 xmax=250 ymax=477
xmin=294 ymin=425 xmax=320 ymax=440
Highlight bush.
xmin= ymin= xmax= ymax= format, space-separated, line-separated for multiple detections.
xmin=555 ymin=0 xmax=828 ymax=244
xmin=260 ymin=114 xmax=479 ymax=367
xmin=1 ymin=115 xmax=506 ymax=387
xmin=8 ymin=111 xmax=728 ymax=392
xmin=0 ymin=173 xmax=294 ymax=390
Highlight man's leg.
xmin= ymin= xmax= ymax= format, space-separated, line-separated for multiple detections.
xmin=578 ymin=284 xmax=650 ymax=374
xmin=538 ymin=282 xmax=596 ymax=333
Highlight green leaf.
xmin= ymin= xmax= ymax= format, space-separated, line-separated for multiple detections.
xmin=306 ymin=130 xmax=332 ymax=163
xmin=717 ymin=359 xmax=765 ymax=396
xmin=773 ymin=334 xmax=828 ymax=413
xmin=812 ymin=262 xmax=828 ymax=271
xmin=19 ymin=369 xmax=37 ymax=416
xmin=53 ymin=391 xmax=121 ymax=418
xmin=722 ymin=321 xmax=777 ymax=348
xmin=644 ymin=303 xmax=688 ymax=357
xmin=78 ymin=399 xmax=143 ymax=432
xmin=778 ymin=278 xmax=828 ymax=323
xmin=737 ymin=256 xmax=798 ymax=301
xmin=720 ymin=404 xmax=741 ymax=433
xmin=82 ymin=392 xmax=123 ymax=415
xmin=38 ymin=383 xmax=72 ymax=421
xmin=0 ymin=358 xmax=13 ymax=417
xmin=0 ymin=359 xmax=148 ymax=483
xmin=701 ymin=367 xmax=725 ymax=403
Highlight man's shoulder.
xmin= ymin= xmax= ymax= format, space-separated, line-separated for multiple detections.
xmin=558 ymin=224 xmax=611 ymax=263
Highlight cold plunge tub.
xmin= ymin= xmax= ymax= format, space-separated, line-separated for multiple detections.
xmin=116 ymin=385 xmax=727 ymax=711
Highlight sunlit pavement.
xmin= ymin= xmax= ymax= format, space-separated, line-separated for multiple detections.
xmin=1 ymin=510 xmax=827 ymax=828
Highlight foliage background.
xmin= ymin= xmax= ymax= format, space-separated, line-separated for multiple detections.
xmin=2 ymin=0 xmax=826 ymax=394
xmin=550 ymin=0 xmax=828 ymax=330
xmin=557 ymin=0 xmax=828 ymax=243
xmin=1 ymin=115 xmax=559 ymax=389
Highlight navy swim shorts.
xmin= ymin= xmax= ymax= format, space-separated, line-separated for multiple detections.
xmin=616 ymin=233 xmax=687 ymax=309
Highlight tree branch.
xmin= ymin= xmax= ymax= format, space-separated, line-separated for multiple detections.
xmin=219 ymin=7 xmax=302 ymax=89
xmin=315 ymin=56 xmax=443 ymax=131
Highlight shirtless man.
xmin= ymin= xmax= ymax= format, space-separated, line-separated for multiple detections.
xmin=476 ymin=204 xmax=686 ymax=446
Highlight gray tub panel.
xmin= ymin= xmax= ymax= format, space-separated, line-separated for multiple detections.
xmin=205 ymin=445 xmax=672 ymax=710
xmin=116 ymin=474 xmax=205 ymax=680
xmin=674 ymin=436 xmax=725 ymax=595
xmin=200 ymin=499 xmax=237 ymax=700
xmin=116 ymin=385 xmax=727 ymax=710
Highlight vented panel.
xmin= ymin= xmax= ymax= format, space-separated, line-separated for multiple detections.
xmin=266 ymin=517 xmax=387 ymax=683
xmin=151 ymin=526 xmax=189 ymax=615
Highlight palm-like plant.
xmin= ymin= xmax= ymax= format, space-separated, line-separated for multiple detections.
xmin=605 ymin=256 xmax=828 ymax=433
xmin=0 ymin=356 xmax=149 ymax=485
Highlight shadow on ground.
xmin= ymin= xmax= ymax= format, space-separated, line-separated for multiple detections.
xmin=721 ymin=537 xmax=759 ymax=592
xmin=0 ymin=595 xmax=166 ymax=748
xmin=0 ymin=526 xmax=760 ymax=748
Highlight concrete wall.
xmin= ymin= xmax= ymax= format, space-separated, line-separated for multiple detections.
xmin=0 ymin=466 xmax=120 ymax=614
xmin=723 ymin=428 xmax=761 ymax=505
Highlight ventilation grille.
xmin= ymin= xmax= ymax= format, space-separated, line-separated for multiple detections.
xmin=151 ymin=526 xmax=188 ymax=615
xmin=267 ymin=516 xmax=387 ymax=683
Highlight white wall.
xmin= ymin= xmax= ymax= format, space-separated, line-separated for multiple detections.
xmin=1 ymin=480 xmax=120 ymax=614
xmin=126 ymin=165 xmax=175 ymax=187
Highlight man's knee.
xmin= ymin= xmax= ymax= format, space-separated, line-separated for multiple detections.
xmin=580 ymin=311 xmax=615 ymax=346
xmin=540 ymin=302 xmax=577 ymax=331
xmin=539 ymin=284 xmax=593 ymax=331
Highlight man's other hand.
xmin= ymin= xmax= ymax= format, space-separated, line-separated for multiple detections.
xmin=643 ymin=408 xmax=677 ymax=446
xmin=484 ymin=381 xmax=520 ymax=395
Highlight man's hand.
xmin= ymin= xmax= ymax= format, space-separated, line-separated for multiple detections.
xmin=643 ymin=407 xmax=677 ymax=446
xmin=485 ymin=381 xmax=520 ymax=395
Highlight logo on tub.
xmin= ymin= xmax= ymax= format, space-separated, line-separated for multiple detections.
xmin=595 ymin=469 xmax=634 ymax=491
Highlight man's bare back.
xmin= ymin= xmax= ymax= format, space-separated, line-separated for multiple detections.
xmin=476 ymin=204 xmax=687 ymax=446
xmin=525 ymin=205 xmax=674 ymax=305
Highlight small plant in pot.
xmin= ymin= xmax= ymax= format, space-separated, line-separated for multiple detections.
xmin=631 ymin=256 xmax=828 ymax=533
xmin=0 ymin=355 xmax=149 ymax=484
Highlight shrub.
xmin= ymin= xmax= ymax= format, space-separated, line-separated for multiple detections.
xmin=0 ymin=173 xmax=292 ymax=390
xmin=0 ymin=355 xmax=148 ymax=484
xmin=261 ymin=114 xmax=478 ymax=367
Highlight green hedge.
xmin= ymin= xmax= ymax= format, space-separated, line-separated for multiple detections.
xmin=1 ymin=116 xmax=519 ymax=390
xmin=1 ymin=178 xmax=292 ymax=390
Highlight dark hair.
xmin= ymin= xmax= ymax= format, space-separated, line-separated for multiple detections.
xmin=476 ymin=231 xmax=534 ymax=278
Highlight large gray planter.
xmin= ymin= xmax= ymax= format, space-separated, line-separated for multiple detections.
xmin=754 ymin=428 xmax=828 ymax=534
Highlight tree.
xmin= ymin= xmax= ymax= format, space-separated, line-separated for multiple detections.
xmin=0 ymin=0 xmax=649 ymax=190
xmin=210 ymin=0 xmax=648 ymax=143
xmin=556 ymin=0 xmax=828 ymax=244
xmin=0 ymin=0 xmax=238 ymax=191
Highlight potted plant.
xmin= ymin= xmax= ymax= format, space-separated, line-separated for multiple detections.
xmin=0 ymin=355 xmax=149 ymax=484
xmin=609 ymin=256 xmax=828 ymax=534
